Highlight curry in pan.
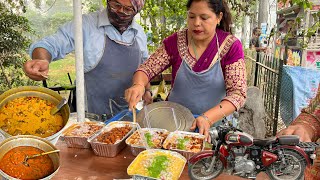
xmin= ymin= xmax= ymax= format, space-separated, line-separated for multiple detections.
xmin=0 ymin=146 xmax=54 ymax=179
xmin=0 ymin=96 xmax=64 ymax=138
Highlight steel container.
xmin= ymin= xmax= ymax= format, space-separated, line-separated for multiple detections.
xmin=0 ymin=135 xmax=60 ymax=180
xmin=0 ymin=86 xmax=70 ymax=144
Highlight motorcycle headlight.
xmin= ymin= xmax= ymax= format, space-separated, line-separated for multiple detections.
xmin=209 ymin=127 xmax=218 ymax=140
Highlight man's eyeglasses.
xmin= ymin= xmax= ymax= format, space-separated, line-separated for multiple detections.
xmin=108 ymin=0 xmax=135 ymax=16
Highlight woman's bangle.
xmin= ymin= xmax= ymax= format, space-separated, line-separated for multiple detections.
xmin=132 ymin=83 xmax=145 ymax=92
xmin=200 ymin=114 xmax=212 ymax=126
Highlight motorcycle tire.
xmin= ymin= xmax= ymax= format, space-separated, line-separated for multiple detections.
xmin=188 ymin=156 xmax=224 ymax=180
xmin=266 ymin=149 xmax=306 ymax=180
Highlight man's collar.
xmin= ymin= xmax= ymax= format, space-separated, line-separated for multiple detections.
xmin=97 ymin=9 xmax=140 ymax=31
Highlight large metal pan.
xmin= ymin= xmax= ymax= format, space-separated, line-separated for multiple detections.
xmin=0 ymin=86 xmax=70 ymax=143
xmin=136 ymin=101 xmax=195 ymax=132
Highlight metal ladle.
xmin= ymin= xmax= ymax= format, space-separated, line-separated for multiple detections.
xmin=50 ymin=98 xmax=68 ymax=115
xmin=22 ymin=149 xmax=60 ymax=167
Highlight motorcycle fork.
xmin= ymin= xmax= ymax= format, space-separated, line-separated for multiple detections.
xmin=207 ymin=141 xmax=223 ymax=172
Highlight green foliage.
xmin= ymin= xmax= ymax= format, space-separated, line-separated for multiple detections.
xmin=0 ymin=2 xmax=38 ymax=90
xmin=139 ymin=0 xmax=257 ymax=53
xmin=0 ymin=4 xmax=32 ymax=53
xmin=26 ymin=11 xmax=73 ymax=40
xmin=291 ymin=0 xmax=312 ymax=9
xmin=279 ymin=0 xmax=320 ymax=48
xmin=139 ymin=0 xmax=187 ymax=52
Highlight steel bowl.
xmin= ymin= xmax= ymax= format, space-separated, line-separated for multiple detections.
xmin=0 ymin=135 xmax=60 ymax=180
xmin=0 ymin=86 xmax=70 ymax=143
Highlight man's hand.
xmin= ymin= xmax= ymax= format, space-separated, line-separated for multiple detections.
xmin=23 ymin=59 xmax=50 ymax=81
xmin=277 ymin=124 xmax=314 ymax=142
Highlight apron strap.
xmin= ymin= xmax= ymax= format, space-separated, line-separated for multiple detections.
xmin=208 ymin=34 xmax=234 ymax=69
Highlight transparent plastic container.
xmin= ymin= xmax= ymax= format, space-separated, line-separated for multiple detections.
xmin=141 ymin=106 xmax=181 ymax=132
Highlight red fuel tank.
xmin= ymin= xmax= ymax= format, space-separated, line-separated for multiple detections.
xmin=225 ymin=131 xmax=253 ymax=146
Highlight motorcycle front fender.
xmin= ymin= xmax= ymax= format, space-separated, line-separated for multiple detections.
xmin=273 ymin=145 xmax=311 ymax=166
xmin=188 ymin=150 xmax=227 ymax=168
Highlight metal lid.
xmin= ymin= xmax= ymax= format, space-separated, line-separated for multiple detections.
xmin=136 ymin=101 xmax=195 ymax=132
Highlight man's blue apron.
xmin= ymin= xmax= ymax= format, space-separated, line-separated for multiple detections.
xmin=85 ymin=36 xmax=141 ymax=116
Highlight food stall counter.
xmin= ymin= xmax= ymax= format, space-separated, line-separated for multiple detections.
xmin=53 ymin=139 xmax=190 ymax=180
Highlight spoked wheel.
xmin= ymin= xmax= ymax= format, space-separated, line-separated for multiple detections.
xmin=266 ymin=149 xmax=306 ymax=180
xmin=188 ymin=156 xmax=224 ymax=180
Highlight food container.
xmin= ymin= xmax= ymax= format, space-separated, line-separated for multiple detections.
xmin=61 ymin=121 xmax=105 ymax=148
xmin=88 ymin=121 xmax=136 ymax=157
xmin=127 ymin=149 xmax=186 ymax=180
xmin=162 ymin=131 xmax=205 ymax=160
xmin=126 ymin=128 xmax=169 ymax=156
xmin=0 ymin=86 xmax=70 ymax=144
xmin=0 ymin=135 xmax=60 ymax=180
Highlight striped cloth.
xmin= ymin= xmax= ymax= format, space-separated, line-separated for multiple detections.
xmin=130 ymin=0 xmax=145 ymax=12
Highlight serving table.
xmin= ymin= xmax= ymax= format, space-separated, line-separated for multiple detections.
xmin=52 ymin=139 xmax=190 ymax=180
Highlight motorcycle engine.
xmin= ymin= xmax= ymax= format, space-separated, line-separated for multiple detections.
xmin=234 ymin=154 xmax=256 ymax=174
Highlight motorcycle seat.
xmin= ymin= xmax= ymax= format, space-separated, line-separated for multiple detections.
xmin=253 ymin=137 xmax=277 ymax=146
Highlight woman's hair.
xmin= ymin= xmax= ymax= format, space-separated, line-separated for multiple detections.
xmin=186 ymin=0 xmax=232 ymax=33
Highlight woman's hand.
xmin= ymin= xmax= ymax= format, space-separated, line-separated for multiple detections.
xmin=23 ymin=59 xmax=49 ymax=81
xmin=190 ymin=116 xmax=211 ymax=142
xmin=315 ymin=147 xmax=320 ymax=167
xmin=142 ymin=90 xmax=153 ymax=105
xmin=125 ymin=84 xmax=145 ymax=110
xmin=277 ymin=124 xmax=314 ymax=142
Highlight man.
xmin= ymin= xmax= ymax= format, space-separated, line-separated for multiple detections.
xmin=23 ymin=0 xmax=151 ymax=117
xmin=250 ymin=27 xmax=267 ymax=52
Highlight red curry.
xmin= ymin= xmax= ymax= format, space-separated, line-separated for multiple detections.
xmin=0 ymin=146 xmax=54 ymax=180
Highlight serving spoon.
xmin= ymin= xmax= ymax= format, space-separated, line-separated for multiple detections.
xmin=50 ymin=98 xmax=68 ymax=115
xmin=22 ymin=149 xmax=60 ymax=167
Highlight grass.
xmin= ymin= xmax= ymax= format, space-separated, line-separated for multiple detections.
xmin=47 ymin=54 xmax=76 ymax=87
xmin=47 ymin=54 xmax=171 ymax=99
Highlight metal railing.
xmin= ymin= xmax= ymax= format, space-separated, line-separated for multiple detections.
xmin=245 ymin=50 xmax=284 ymax=136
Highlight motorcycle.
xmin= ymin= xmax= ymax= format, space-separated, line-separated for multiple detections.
xmin=188 ymin=119 xmax=320 ymax=180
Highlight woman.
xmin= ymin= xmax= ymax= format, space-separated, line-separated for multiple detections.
xmin=23 ymin=0 xmax=151 ymax=117
xmin=278 ymin=84 xmax=320 ymax=179
xmin=125 ymin=0 xmax=247 ymax=140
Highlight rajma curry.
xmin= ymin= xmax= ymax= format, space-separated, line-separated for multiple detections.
xmin=0 ymin=146 xmax=54 ymax=179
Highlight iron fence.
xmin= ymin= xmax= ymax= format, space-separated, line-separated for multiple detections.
xmin=245 ymin=50 xmax=284 ymax=136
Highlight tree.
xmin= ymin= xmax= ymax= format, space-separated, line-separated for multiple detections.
xmin=139 ymin=0 xmax=187 ymax=52
xmin=0 ymin=1 xmax=39 ymax=90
